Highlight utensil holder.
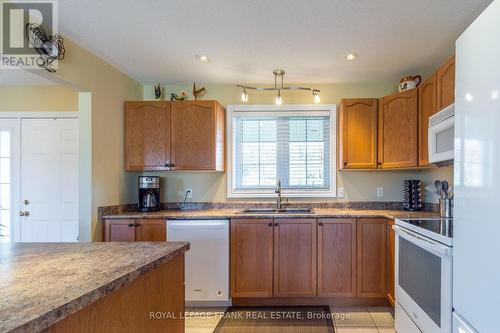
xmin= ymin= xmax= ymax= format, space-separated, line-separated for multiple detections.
xmin=440 ymin=198 xmax=453 ymax=217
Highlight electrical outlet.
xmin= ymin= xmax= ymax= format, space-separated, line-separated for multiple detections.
xmin=337 ymin=187 xmax=345 ymax=198
xmin=377 ymin=187 xmax=384 ymax=198
xmin=186 ymin=189 xmax=193 ymax=199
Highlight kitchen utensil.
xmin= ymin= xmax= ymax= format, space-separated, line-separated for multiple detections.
xmin=440 ymin=198 xmax=453 ymax=218
xmin=435 ymin=180 xmax=443 ymax=198
xmin=442 ymin=181 xmax=449 ymax=199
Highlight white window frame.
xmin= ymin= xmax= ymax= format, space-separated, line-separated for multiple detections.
xmin=226 ymin=104 xmax=337 ymax=198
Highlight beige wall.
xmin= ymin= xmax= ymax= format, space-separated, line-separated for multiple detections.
xmin=142 ymin=83 xmax=453 ymax=204
xmin=29 ymin=38 xmax=142 ymax=241
xmin=0 ymin=85 xmax=78 ymax=111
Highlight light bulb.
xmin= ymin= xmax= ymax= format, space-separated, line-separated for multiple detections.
xmin=241 ymin=90 xmax=248 ymax=102
xmin=314 ymin=93 xmax=321 ymax=104
xmin=345 ymin=52 xmax=358 ymax=61
xmin=275 ymin=91 xmax=283 ymax=105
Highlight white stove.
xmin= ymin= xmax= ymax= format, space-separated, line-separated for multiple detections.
xmin=394 ymin=218 xmax=453 ymax=333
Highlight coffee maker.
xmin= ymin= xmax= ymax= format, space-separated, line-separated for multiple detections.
xmin=138 ymin=176 xmax=161 ymax=212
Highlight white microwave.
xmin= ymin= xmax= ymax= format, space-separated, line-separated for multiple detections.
xmin=429 ymin=104 xmax=455 ymax=163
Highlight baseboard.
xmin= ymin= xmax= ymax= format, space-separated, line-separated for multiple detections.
xmin=232 ymin=297 xmax=389 ymax=307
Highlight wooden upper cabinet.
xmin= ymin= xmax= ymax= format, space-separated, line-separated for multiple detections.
xmin=135 ymin=219 xmax=166 ymax=241
xmin=378 ymin=89 xmax=418 ymax=168
xmin=436 ymin=56 xmax=455 ymax=110
xmin=230 ymin=219 xmax=274 ymax=298
xmin=357 ymin=219 xmax=387 ymax=298
xmin=125 ymin=101 xmax=171 ymax=171
xmin=387 ymin=219 xmax=396 ymax=306
xmin=170 ymin=101 xmax=225 ymax=171
xmin=274 ymin=219 xmax=317 ymax=297
xmin=104 ymin=219 xmax=136 ymax=242
xmin=338 ymin=99 xmax=378 ymax=169
xmin=318 ymin=218 xmax=357 ymax=297
xmin=418 ymin=74 xmax=437 ymax=166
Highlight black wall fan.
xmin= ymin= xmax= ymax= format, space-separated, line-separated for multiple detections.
xmin=25 ymin=23 xmax=65 ymax=72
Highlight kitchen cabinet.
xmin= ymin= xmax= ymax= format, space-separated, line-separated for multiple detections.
xmin=125 ymin=101 xmax=171 ymax=171
xmin=124 ymin=100 xmax=225 ymax=172
xmin=387 ymin=219 xmax=395 ymax=306
xmin=103 ymin=219 xmax=166 ymax=242
xmin=436 ymin=56 xmax=455 ymax=111
xmin=317 ymin=218 xmax=357 ymax=297
xmin=338 ymin=99 xmax=378 ymax=169
xmin=135 ymin=219 xmax=166 ymax=241
xmin=274 ymin=219 xmax=317 ymax=297
xmin=357 ymin=219 xmax=387 ymax=298
xmin=418 ymin=74 xmax=437 ymax=166
xmin=378 ymin=89 xmax=418 ymax=168
xmin=170 ymin=101 xmax=225 ymax=171
xmin=230 ymin=219 xmax=274 ymax=298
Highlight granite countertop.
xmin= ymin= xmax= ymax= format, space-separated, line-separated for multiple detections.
xmin=0 ymin=242 xmax=189 ymax=333
xmin=102 ymin=207 xmax=440 ymax=220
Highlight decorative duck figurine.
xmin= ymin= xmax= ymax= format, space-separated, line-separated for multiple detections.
xmin=170 ymin=92 xmax=187 ymax=101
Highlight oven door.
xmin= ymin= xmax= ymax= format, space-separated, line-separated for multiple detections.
xmin=428 ymin=115 xmax=454 ymax=163
xmin=394 ymin=225 xmax=452 ymax=333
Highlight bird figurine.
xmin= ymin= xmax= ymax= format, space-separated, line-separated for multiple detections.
xmin=154 ymin=83 xmax=162 ymax=100
xmin=192 ymin=82 xmax=206 ymax=101
xmin=170 ymin=92 xmax=187 ymax=101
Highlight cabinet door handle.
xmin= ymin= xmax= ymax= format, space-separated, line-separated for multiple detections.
xmin=134 ymin=223 xmax=139 ymax=227
xmin=170 ymin=162 xmax=176 ymax=168
xmin=128 ymin=223 xmax=134 ymax=227
xmin=165 ymin=162 xmax=172 ymax=168
xmin=318 ymin=222 xmax=323 ymax=227
xmin=268 ymin=223 xmax=273 ymax=227
xmin=274 ymin=223 xmax=278 ymax=227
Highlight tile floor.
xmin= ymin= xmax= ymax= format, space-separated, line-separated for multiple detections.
xmin=185 ymin=306 xmax=395 ymax=333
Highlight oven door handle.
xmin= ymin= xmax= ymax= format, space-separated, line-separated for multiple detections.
xmin=393 ymin=225 xmax=452 ymax=256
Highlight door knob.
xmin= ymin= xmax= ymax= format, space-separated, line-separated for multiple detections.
xmin=19 ymin=211 xmax=30 ymax=217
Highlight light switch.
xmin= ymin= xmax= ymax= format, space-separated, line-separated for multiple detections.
xmin=337 ymin=187 xmax=345 ymax=198
xmin=377 ymin=187 xmax=384 ymax=197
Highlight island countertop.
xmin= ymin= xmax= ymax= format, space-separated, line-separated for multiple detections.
xmin=0 ymin=242 xmax=189 ymax=333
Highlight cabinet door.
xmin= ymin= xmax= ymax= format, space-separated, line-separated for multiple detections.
xmin=125 ymin=102 xmax=171 ymax=171
xmin=378 ymin=89 xmax=418 ymax=168
xmin=436 ymin=56 xmax=455 ymax=110
xmin=170 ymin=101 xmax=224 ymax=171
xmin=135 ymin=219 xmax=166 ymax=241
xmin=318 ymin=218 xmax=357 ymax=297
xmin=274 ymin=219 xmax=317 ymax=297
xmin=418 ymin=74 xmax=437 ymax=166
xmin=357 ymin=219 xmax=387 ymax=298
xmin=230 ymin=219 xmax=274 ymax=298
xmin=104 ymin=219 xmax=136 ymax=242
xmin=387 ymin=220 xmax=396 ymax=306
xmin=339 ymin=99 xmax=378 ymax=169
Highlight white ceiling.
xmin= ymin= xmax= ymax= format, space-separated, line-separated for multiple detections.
xmin=0 ymin=69 xmax=56 ymax=85
xmin=58 ymin=0 xmax=492 ymax=85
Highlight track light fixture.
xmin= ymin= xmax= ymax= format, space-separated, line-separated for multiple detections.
xmin=237 ymin=69 xmax=320 ymax=104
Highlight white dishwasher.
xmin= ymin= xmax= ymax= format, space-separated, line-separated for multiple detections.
xmin=167 ymin=219 xmax=229 ymax=306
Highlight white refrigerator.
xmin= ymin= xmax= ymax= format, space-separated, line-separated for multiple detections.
xmin=454 ymin=1 xmax=500 ymax=332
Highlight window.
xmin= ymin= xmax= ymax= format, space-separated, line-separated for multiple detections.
xmin=227 ymin=104 xmax=336 ymax=198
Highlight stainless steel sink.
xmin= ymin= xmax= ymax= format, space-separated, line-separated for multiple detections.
xmin=237 ymin=208 xmax=314 ymax=214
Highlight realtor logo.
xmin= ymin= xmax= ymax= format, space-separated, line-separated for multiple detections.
xmin=1 ymin=0 xmax=58 ymax=70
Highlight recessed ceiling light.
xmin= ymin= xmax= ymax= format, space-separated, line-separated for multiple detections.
xmin=345 ymin=52 xmax=358 ymax=61
xmin=195 ymin=54 xmax=209 ymax=62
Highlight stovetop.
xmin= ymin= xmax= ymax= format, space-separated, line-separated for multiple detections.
xmin=396 ymin=218 xmax=453 ymax=246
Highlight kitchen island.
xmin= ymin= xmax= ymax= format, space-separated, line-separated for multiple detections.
xmin=0 ymin=242 xmax=189 ymax=333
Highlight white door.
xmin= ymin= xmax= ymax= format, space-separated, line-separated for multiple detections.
xmin=20 ymin=118 xmax=79 ymax=242
xmin=0 ymin=120 xmax=20 ymax=243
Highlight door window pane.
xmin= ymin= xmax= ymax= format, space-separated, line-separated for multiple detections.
xmin=0 ymin=130 xmax=11 ymax=242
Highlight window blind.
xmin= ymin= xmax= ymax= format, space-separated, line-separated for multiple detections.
xmin=233 ymin=114 xmax=330 ymax=191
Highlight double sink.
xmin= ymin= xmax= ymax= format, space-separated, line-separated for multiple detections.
xmin=237 ymin=207 xmax=314 ymax=214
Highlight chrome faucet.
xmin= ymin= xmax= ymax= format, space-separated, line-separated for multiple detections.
xmin=275 ymin=179 xmax=283 ymax=210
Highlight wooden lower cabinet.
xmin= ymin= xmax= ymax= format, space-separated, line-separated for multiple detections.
xmin=318 ymin=218 xmax=357 ymax=297
xmin=135 ymin=219 xmax=166 ymax=241
xmin=357 ymin=219 xmax=387 ymax=297
xmin=103 ymin=219 xmax=166 ymax=242
xmin=104 ymin=219 xmax=136 ymax=242
xmin=230 ymin=219 xmax=274 ymax=298
xmin=387 ymin=220 xmax=396 ymax=306
xmin=274 ymin=219 xmax=317 ymax=297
